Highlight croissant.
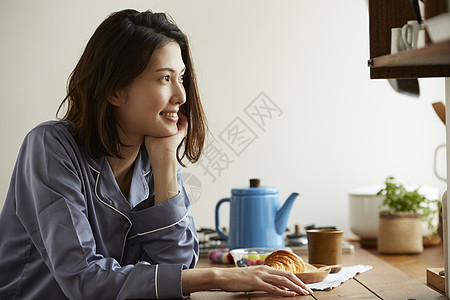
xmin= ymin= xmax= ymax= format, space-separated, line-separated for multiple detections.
xmin=263 ymin=250 xmax=306 ymax=273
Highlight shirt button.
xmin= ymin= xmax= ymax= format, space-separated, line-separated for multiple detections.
xmin=123 ymin=223 xmax=130 ymax=229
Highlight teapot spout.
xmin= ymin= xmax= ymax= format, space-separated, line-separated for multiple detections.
xmin=275 ymin=193 xmax=299 ymax=235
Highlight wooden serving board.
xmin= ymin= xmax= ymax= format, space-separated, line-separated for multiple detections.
xmin=296 ymin=269 xmax=330 ymax=284
xmin=295 ymin=264 xmax=342 ymax=284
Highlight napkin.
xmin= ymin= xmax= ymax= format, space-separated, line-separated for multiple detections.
xmin=306 ymin=264 xmax=373 ymax=291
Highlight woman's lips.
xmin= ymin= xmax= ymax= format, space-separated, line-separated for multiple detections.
xmin=161 ymin=112 xmax=177 ymax=118
xmin=160 ymin=112 xmax=179 ymax=122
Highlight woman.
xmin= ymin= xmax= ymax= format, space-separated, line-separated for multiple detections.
xmin=0 ymin=9 xmax=312 ymax=299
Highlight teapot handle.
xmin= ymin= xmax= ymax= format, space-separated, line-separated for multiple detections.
xmin=215 ymin=198 xmax=229 ymax=240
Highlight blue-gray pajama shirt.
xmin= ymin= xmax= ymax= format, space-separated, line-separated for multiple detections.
xmin=0 ymin=121 xmax=198 ymax=299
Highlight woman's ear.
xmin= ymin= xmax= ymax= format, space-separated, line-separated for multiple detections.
xmin=108 ymin=89 xmax=123 ymax=107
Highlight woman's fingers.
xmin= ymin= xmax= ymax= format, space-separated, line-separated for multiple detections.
xmin=222 ymin=266 xmax=313 ymax=296
xmin=259 ymin=283 xmax=298 ymax=297
xmin=173 ymin=111 xmax=188 ymax=142
xmin=144 ymin=111 xmax=188 ymax=157
xmin=177 ymin=111 xmax=188 ymax=131
xmin=265 ymin=268 xmax=314 ymax=294
xmin=259 ymin=268 xmax=312 ymax=296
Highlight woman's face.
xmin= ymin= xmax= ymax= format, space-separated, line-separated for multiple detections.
xmin=111 ymin=41 xmax=186 ymax=146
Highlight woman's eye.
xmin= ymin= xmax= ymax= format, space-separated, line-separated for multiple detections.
xmin=160 ymin=74 xmax=184 ymax=83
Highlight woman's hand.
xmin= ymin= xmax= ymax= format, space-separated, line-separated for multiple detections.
xmin=144 ymin=112 xmax=188 ymax=204
xmin=182 ymin=266 xmax=313 ymax=297
xmin=144 ymin=112 xmax=188 ymax=159
xmin=216 ymin=266 xmax=313 ymax=296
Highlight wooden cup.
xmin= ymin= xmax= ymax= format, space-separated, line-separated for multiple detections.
xmin=307 ymin=229 xmax=343 ymax=266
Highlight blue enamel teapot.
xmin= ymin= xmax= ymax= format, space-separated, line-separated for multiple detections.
xmin=215 ymin=179 xmax=299 ymax=250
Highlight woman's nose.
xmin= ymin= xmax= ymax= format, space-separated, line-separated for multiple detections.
xmin=171 ymin=81 xmax=186 ymax=105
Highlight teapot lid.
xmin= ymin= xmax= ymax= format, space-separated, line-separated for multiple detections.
xmin=231 ymin=178 xmax=279 ymax=195
xmin=231 ymin=187 xmax=279 ymax=195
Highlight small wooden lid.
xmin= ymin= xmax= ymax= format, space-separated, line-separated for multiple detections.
xmin=249 ymin=178 xmax=260 ymax=187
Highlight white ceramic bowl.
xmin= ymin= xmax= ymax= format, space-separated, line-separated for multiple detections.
xmin=230 ymin=248 xmax=282 ymax=267
xmin=349 ymin=185 xmax=384 ymax=239
xmin=424 ymin=13 xmax=450 ymax=43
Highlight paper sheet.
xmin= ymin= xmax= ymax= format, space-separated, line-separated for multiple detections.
xmin=306 ymin=264 xmax=373 ymax=291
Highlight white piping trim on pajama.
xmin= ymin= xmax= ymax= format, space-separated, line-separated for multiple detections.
xmin=88 ymin=164 xmax=132 ymax=263
xmin=128 ymin=211 xmax=188 ymax=239
xmin=155 ymin=264 xmax=159 ymax=299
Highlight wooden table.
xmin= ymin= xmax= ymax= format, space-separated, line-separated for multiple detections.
xmin=191 ymin=243 xmax=447 ymax=299
xmin=367 ymin=242 xmax=444 ymax=284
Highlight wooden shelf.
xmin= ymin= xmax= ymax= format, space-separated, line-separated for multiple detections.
xmin=368 ymin=0 xmax=450 ymax=79
xmin=370 ymin=41 xmax=450 ymax=67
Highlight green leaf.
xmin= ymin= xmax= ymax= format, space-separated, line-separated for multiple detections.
xmin=377 ymin=176 xmax=440 ymax=233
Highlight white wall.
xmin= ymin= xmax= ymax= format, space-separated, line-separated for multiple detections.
xmin=0 ymin=0 xmax=446 ymax=238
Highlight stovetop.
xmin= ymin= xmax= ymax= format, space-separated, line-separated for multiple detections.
xmin=197 ymin=227 xmax=228 ymax=251
xmin=196 ymin=225 xmax=355 ymax=257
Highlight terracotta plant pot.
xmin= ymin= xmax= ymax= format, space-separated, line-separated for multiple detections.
xmin=378 ymin=211 xmax=423 ymax=254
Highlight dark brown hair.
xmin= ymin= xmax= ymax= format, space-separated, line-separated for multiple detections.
xmin=58 ymin=9 xmax=207 ymax=165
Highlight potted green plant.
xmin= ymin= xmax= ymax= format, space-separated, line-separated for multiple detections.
xmin=376 ymin=176 xmax=440 ymax=254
